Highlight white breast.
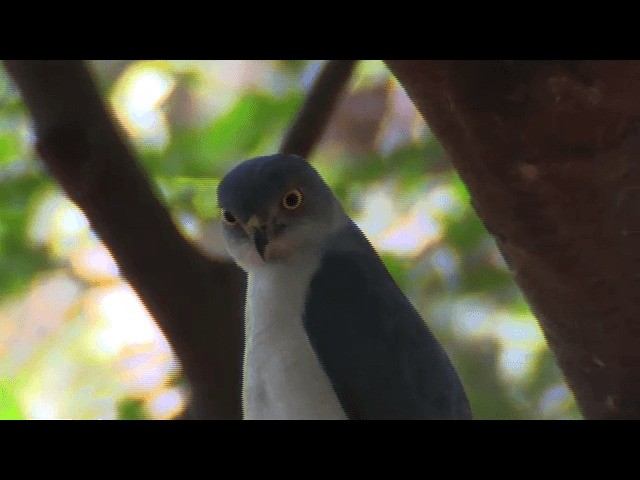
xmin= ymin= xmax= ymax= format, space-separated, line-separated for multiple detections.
xmin=243 ymin=255 xmax=347 ymax=420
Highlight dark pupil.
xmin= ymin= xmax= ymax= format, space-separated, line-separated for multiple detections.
xmin=285 ymin=193 xmax=299 ymax=207
xmin=223 ymin=210 xmax=236 ymax=223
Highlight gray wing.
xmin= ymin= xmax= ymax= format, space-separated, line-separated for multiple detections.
xmin=302 ymin=221 xmax=472 ymax=420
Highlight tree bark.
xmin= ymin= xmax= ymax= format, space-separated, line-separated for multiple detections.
xmin=386 ymin=60 xmax=640 ymax=419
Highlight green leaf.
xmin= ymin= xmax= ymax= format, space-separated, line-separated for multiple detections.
xmin=380 ymin=253 xmax=408 ymax=289
xmin=0 ymin=174 xmax=54 ymax=297
xmin=509 ymin=298 xmax=535 ymax=317
xmin=461 ymin=265 xmax=515 ymax=293
xmin=154 ymin=176 xmax=220 ymax=220
xmin=272 ymin=60 xmax=310 ymax=76
xmin=328 ymin=139 xmax=444 ymax=200
xmin=0 ymin=133 xmax=20 ymax=165
xmin=117 ymin=398 xmax=149 ymax=420
xmin=0 ymin=379 xmax=24 ymax=420
xmin=451 ymin=175 xmax=471 ymax=204
xmin=388 ymin=135 xmax=443 ymax=184
xmin=443 ymin=209 xmax=488 ymax=253
xmin=152 ymin=91 xmax=303 ymax=177
xmin=452 ymin=339 xmax=529 ymax=419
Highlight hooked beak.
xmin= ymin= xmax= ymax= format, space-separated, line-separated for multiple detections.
xmin=247 ymin=216 xmax=269 ymax=260
xmin=252 ymin=227 xmax=268 ymax=260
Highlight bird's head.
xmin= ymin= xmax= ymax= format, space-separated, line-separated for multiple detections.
xmin=217 ymin=154 xmax=347 ymax=271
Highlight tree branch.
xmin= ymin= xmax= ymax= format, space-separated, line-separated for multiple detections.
xmin=280 ymin=60 xmax=356 ymax=158
xmin=4 ymin=60 xmax=245 ymax=419
xmin=386 ymin=60 xmax=640 ymax=419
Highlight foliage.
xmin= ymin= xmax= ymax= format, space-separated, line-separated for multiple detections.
xmin=117 ymin=397 xmax=149 ymax=420
xmin=0 ymin=378 xmax=24 ymax=419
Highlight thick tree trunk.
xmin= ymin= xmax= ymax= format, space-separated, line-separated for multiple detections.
xmin=386 ymin=60 xmax=640 ymax=419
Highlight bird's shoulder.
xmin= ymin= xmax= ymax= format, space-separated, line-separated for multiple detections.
xmin=302 ymin=221 xmax=472 ymax=420
xmin=310 ymin=220 xmax=392 ymax=298
xmin=304 ymin=220 xmax=419 ymax=329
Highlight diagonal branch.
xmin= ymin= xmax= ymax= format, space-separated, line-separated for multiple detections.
xmin=4 ymin=60 xmax=245 ymax=419
xmin=280 ymin=60 xmax=357 ymax=159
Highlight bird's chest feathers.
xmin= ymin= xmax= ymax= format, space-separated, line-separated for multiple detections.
xmin=244 ymin=259 xmax=346 ymax=419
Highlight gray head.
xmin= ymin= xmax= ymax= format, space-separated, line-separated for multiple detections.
xmin=217 ymin=154 xmax=347 ymax=271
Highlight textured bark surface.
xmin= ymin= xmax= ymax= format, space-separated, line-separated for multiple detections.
xmin=4 ymin=61 xmax=245 ymax=419
xmin=387 ymin=60 xmax=640 ymax=419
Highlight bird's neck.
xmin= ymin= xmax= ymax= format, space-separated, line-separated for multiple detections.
xmin=242 ymin=248 xmax=346 ymax=419
xmin=245 ymin=251 xmax=321 ymax=335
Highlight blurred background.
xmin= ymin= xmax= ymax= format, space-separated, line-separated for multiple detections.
xmin=0 ymin=60 xmax=580 ymax=419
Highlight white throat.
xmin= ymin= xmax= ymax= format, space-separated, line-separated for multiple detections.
xmin=242 ymin=248 xmax=347 ymax=420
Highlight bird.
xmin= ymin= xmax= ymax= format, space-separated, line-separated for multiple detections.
xmin=217 ymin=153 xmax=472 ymax=420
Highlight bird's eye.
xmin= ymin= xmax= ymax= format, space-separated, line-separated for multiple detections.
xmin=282 ymin=189 xmax=303 ymax=210
xmin=222 ymin=210 xmax=237 ymax=225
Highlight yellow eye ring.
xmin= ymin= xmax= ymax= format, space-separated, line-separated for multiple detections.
xmin=222 ymin=209 xmax=237 ymax=225
xmin=282 ymin=189 xmax=303 ymax=210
